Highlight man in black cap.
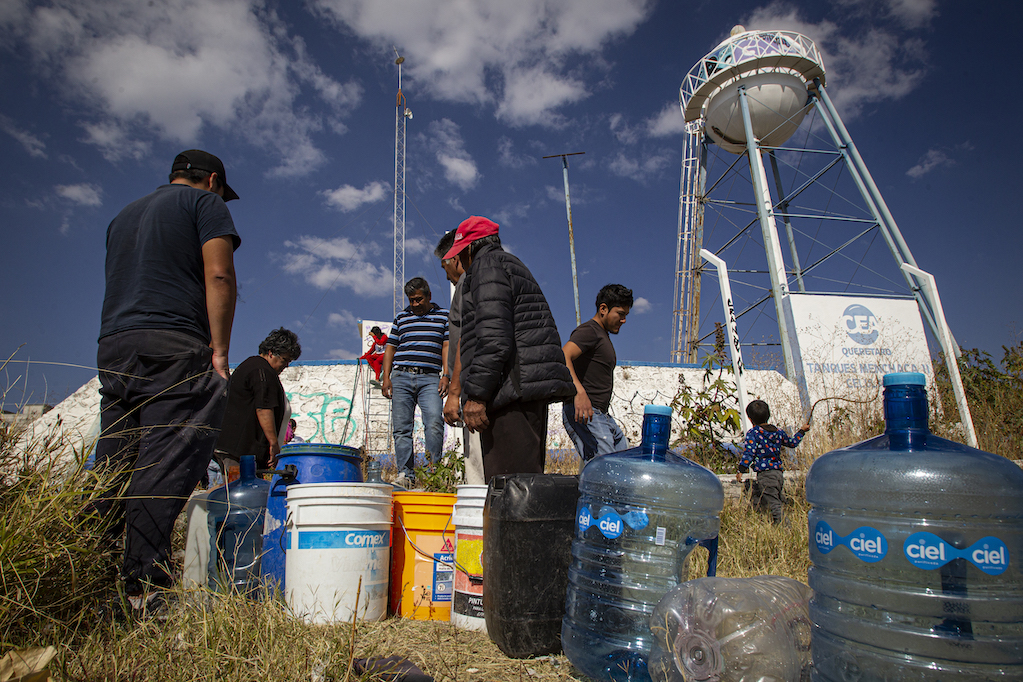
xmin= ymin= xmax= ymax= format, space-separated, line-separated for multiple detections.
xmin=93 ymin=149 xmax=240 ymax=613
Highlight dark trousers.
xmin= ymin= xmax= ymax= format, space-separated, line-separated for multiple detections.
xmin=480 ymin=399 xmax=549 ymax=483
xmin=95 ymin=329 xmax=228 ymax=591
xmin=751 ymin=468 xmax=785 ymax=523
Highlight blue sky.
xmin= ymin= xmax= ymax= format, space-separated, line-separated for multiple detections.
xmin=1 ymin=0 xmax=1019 ymax=409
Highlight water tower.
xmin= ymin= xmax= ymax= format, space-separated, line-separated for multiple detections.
xmin=671 ymin=26 xmax=974 ymax=440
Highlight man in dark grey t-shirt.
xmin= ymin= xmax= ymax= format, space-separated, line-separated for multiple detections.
xmin=562 ymin=284 xmax=633 ymax=461
xmin=94 ymin=150 xmax=240 ymax=613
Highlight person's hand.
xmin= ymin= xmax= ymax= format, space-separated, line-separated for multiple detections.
xmin=438 ymin=375 xmax=450 ymax=398
xmin=463 ymin=399 xmax=489 ymax=432
xmin=269 ymin=441 xmax=281 ymax=468
xmin=443 ymin=393 xmax=462 ymax=426
xmin=212 ymin=350 xmax=231 ymax=381
xmin=382 ymin=375 xmax=393 ymax=399
xmin=735 ymin=471 xmax=743 ymax=482
xmin=573 ymin=392 xmax=594 ymax=424
xmin=800 ymin=423 xmax=811 ymax=433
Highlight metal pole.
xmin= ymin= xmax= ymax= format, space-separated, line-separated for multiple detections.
xmin=544 ymin=152 xmax=585 ymax=326
xmin=768 ymin=151 xmax=805 ymax=293
xmin=738 ymin=86 xmax=797 ymax=381
xmin=901 ymin=264 xmax=978 ymax=448
xmin=701 ymin=249 xmax=751 ymax=432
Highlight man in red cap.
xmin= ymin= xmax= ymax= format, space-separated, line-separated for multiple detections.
xmin=443 ymin=216 xmax=575 ymax=480
xmin=93 ymin=149 xmax=240 ymax=615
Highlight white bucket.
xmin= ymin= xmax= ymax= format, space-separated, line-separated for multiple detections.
xmin=285 ymin=482 xmax=393 ymax=624
xmin=452 ymin=484 xmax=488 ymax=631
xmin=182 ymin=489 xmax=212 ymax=589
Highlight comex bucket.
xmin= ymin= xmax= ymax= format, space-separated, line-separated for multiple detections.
xmin=285 ymin=482 xmax=392 ymax=624
xmin=452 ymin=484 xmax=488 ymax=631
xmin=390 ymin=492 xmax=457 ymax=620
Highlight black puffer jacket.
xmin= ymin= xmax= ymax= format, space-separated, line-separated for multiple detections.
xmin=460 ymin=243 xmax=575 ymax=410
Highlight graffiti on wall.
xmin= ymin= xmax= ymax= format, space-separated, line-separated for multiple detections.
xmin=287 ymin=391 xmax=358 ymax=445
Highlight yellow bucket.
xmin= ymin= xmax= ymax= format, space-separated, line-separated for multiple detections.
xmin=390 ymin=491 xmax=457 ymax=620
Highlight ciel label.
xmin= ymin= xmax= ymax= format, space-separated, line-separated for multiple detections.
xmin=904 ymin=532 xmax=1009 ymax=575
xmin=814 ymin=520 xmax=888 ymax=563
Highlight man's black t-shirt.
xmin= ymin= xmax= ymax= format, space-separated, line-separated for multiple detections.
xmin=215 ymin=355 xmax=285 ymax=467
xmin=568 ymin=319 xmax=616 ymax=412
xmin=100 ymin=184 xmax=240 ymax=342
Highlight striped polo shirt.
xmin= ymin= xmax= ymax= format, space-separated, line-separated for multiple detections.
xmin=387 ymin=303 xmax=449 ymax=372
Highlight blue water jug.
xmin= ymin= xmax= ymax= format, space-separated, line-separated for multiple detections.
xmin=207 ymin=455 xmax=271 ymax=593
xmin=806 ymin=372 xmax=1023 ymax=680
xmin=562 ymin=405 xmax=724 ymax=682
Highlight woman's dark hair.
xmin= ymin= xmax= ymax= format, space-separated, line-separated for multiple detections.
xmin=370 ymin=326 xmax=382 ymax=336
xmin=259 ymin=327 xmax=302 ymax=360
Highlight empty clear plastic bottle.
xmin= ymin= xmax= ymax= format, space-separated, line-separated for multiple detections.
xmin=562 ymin=405 xmax=724 ymax=682
xmin=207 ymin=455 xmax=271 ymax=593
xmin=648 ymin=575 xmax=812 ymax=682
xmin=806 ymin=372 xmax=1023 ymax=680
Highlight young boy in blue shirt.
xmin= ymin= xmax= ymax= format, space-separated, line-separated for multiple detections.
xmin=735 ymin=399 xmax=810 ymax=524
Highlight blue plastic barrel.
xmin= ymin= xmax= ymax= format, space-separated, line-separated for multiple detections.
xmin=562 ymin=405 xmax=724 ymax=681
xmin=260 ymin=443 xmax=363 ymax=588
xmin=807 ymin=372 xmax=1023 ymax=680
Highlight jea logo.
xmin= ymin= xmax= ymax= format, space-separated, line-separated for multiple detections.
xmin=842 ymin=304 xmax=879 ymax=345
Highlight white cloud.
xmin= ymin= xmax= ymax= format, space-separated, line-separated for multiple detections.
xmin=310 ymin=0 xmax=652 ymax=126
xmin=743 ymin=2 xmax=931 ymax=118
xmin=327 ymin=310 xmax=357 ymax=327
xmin=327 ymin=347 xmax=359 ymax=360
xmin=423 ymin=119 xmax=479 ymax=191
xmin=0 ymin=114 xmax=47 ymax=157
xmin=906 ymin=148 xmax=952 ymax=178
xmin=281 ymin=235 xmax=391 ymax=297
xmin=607 ymin=151 xmax=672 ymax=183
xmin=632 ymin=297 xmax=651 ymax=314
xmin=54 ymin=183 xmax=102 ymax=206
xmin=322 ymin=181 xmax=390 ymax=212
xmin=609 ymin=113 xmax=639 ymax=144
xmin=6 ymin=0 xmax=361 ymax=175
xmin=405 ymin=236 xmax=431 ymax=257
xmin=646 ymin=102 xmax=686 ymax=138
xmin=497 ymin=137 xmax=537 ymax=169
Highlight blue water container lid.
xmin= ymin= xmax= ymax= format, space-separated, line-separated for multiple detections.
xmin=644 ymin=404 xmax=672 ymax=417
xmin=882 ymin=372 xmax=926 ymax=387
xmin=280 ymin=442 xmax=362 ymax=458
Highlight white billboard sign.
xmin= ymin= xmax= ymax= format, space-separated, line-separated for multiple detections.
xmin=785 ymin=294 xmax=932 ymax=412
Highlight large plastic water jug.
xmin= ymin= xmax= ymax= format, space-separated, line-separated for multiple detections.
xmin=207 ymin=455 xmax=271 ymax=592
xmin=562 ymin=405 xmax=724 ymax=682
xmin=648 ymin=575 xmax=812 ymax=682
xmin=806 ymin=372 xmax=1023 ymax=680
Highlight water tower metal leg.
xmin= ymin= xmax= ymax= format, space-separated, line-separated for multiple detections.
xmin=739 ymin=87 xmax=797 ymax=381
xmin=811 ymin=88 xmax=949 ymax=354
xmin=768 ymin=151 xmax=806 ymax=293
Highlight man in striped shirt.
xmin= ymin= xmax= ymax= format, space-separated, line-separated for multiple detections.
xmin=381 ymin=277 xmax=450 ymax=485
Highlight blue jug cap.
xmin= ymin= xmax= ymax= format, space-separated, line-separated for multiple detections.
xmin=644 ymin=404 xmax=672 ymax=417
xmin=883 ymin=372 xmax=926 ymax=387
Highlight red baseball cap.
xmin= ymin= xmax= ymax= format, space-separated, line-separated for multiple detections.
xmin=443 ymin=216 xmax=499 ymax=260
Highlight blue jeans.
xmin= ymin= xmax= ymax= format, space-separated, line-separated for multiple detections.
xmin=563 ymin=403 xmax=629 ymax=462
xmin=390 ymin=370 xmax=445 ymax=475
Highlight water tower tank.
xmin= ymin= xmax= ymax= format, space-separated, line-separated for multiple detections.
xmin=680 ymin=27 xmax=826 ymax=154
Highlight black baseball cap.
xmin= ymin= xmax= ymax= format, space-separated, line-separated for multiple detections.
xmin=171 ymin=149 xmax=240 ymax=201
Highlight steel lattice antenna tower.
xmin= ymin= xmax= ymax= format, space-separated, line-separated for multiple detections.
xmin=393 ymin=48 xmax=412 ymax=317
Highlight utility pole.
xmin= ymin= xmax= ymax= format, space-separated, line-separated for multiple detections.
xmin=543 ymin=151 xmax=585 ymax=326
xmin=392 ymin=48 xmax=412 ymax=318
